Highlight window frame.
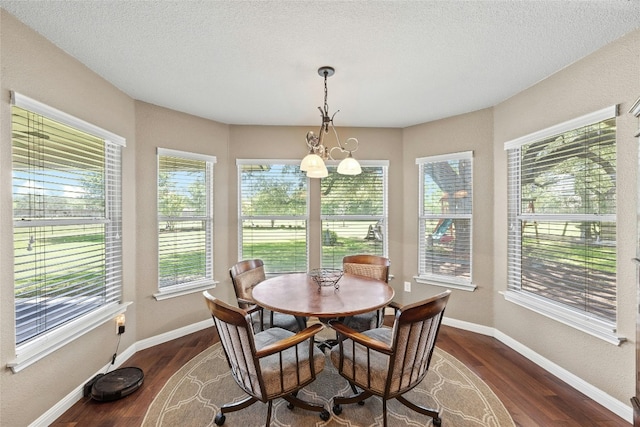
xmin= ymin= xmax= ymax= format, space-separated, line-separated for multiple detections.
xmin=8 ymin=91 xmax=128 ymax=373
xmin=503 ymin=105 xmax=623 ymax=345
xmin=320 ymin=160 xmax=389 ymax=269
xmin=154 ymin=148 xmax=217 ymax=300
xmin=415 ymin=151 xmax=475 ymax=291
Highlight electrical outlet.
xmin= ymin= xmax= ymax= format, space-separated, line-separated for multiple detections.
xmin=115 ymin=313 xmax=126 ymax=335
xmin=404 ymin=281 xmax=411 ymax=292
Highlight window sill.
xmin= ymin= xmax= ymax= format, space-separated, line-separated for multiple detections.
xmin=154 ymin=280 xmax=218 ymax=301
xmin=414 ymin=275 xmax=476 ymax=292
xmin=503 ymin=290 xmax=625 ymax=346
xmin=7 ymin=301 xmax=132 ymax=373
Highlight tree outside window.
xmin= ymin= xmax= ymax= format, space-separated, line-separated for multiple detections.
xmin=504 ymin=107 xmax=618 ymax=339
xmin=417 ymin=152 xmax=473 ymax=289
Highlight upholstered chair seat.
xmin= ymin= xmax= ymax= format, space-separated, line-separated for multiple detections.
xmin=329 ymin=291 xmax=451 ymax=427
xmin=342 ymin=312 xmax=381 ymax=332
xmin=254 ymin=327 xmax=325 ymax=398
xmin=329 ymin=327 xmax=391 ymax=394
xmin=203 ymin=292 xmax=329 ymax=425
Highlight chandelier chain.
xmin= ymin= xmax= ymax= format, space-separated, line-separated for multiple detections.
xmin=323 ymin=70 xmax=329 ymax=118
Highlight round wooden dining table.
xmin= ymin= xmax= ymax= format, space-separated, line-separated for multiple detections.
xmin=252 ymin=272 xmax=395 ymax=323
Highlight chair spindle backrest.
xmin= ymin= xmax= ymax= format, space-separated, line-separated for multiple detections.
xmin=204 ymin=292 xmax=265 ymax=399
xmin=229 ymin=259 xmax=266 ymax=309
xmin=387 ymin=291 xmax=450 ymax=396
xmin=343 ymin=254 xmax=390 ymax=283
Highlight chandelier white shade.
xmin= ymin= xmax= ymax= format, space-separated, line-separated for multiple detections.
xmin=302 ymin=66 xmax=362 ymax=178
xmin=300 ymin=152 xmax=324 ymax=172
xmin=336 ymin=148 xmax=362 ymax=175
xmin=306 ymin=164 xmax=329 ymax=178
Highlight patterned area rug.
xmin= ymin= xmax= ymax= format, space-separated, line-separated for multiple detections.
xmin=142 ymin=340 xmax=515 ymax=427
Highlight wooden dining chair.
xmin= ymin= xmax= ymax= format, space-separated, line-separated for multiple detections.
xmin=203 ymin=292 xmax=330 ymax=425
xmin=230 ymin=259 xmax=304 ymax=333
xmin=342 ymin=254 xmax=390 ymax=331
xmin=329 ymin=290 xmax=451 ymax=427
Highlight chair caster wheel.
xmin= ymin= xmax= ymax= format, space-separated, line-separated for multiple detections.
xmin=319 ymin=409 xmax=330 ymax=421
xmin=287 ymin=402 xmax=294 ymax=410
xmin=332 ymin=404 xmax=342 ymax=415
xmin=357 ymin=400 xmax=365 ymax=406
xmin=433 ymin=417 xmax=442 ymax=426
xmin=214 ymin=413 xmax=225 ymax=426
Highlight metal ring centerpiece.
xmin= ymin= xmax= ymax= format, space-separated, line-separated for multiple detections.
xmin=308 ymin=268 xmax=343 ymax=290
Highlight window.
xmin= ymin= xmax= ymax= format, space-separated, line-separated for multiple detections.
xmin=10 ymin=92 xmax=126 ymax=371
xmin=416 ymin=152 xmax=473 ymax=290
xmin=156 ymin=149 xmax=216 ymax=299
xmin=321 ymin=162 xmax=388 ymax=269
xmin=238 ymin=160 xmax=308 ymax=274
xmin=504 ymin=106 xmax=620 ymax=344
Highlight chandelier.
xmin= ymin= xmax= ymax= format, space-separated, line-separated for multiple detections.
xmin=300 ymin=66 xmax=362 ymax=178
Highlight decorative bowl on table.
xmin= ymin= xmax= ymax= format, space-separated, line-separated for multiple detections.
xmin=308 ymin=268 xmax=343 ymax=289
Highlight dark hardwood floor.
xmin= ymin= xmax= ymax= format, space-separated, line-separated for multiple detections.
xmin=51 ymin=324 xmax=629 ymax=427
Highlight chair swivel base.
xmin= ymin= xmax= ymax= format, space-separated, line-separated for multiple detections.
xmin=332 ymin=389 xmax=441 ymax=427
xmin=214 ymin=393 xmax=330 ymax=426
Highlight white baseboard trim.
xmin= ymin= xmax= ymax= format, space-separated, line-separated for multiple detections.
xmin=32 ymin=316 xmax=632 ymax=426
xmin=442 ymin=316 xmax=495 ymax=336
xmin=135 ymin=319 xmax=213 ymax=352
xmin=28 ymin=343 xmax=138 ymax=427
xmin=492 ymin=329 xmax=633 ymax=424
xmin=442 ymin=316 xmax=632 ymax=424
xmin=28 ymin=319 xmax=213 ymax=427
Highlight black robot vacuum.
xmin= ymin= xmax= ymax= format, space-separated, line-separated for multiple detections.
xmin=90 ymin=367 xmax=144 ymax=402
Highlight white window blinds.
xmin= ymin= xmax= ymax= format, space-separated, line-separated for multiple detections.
xmin=320 ymin=162 xmax=388 ymax=269
xmin=238 ymin=161 xmax=308 ymax=274
xmin=417 ymin=152 xmax=473 ymax=287
xmin=505 ymin=106 xmax=617 ymax=326
xmin=12 ymin=96 xmax=124 ymax=345
xmin=157 ymin=149 xmax=215 ymax=291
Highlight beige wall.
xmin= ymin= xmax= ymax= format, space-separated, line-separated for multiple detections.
xmin=492 ymin=30 xmax=639 ymax=404
xmin=1 ymin=6 xmax=638 ymax=425
xmin=401 ymin=108 xmax=495 ymax=326
xmin=134 ymin=101 xmax=231 ymax=338
xmin=0 ymin=11 xmax=137 ymax=425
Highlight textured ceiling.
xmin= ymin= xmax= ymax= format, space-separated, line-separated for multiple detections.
xmin=1 ymin=1 xmax=639 ymax=128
